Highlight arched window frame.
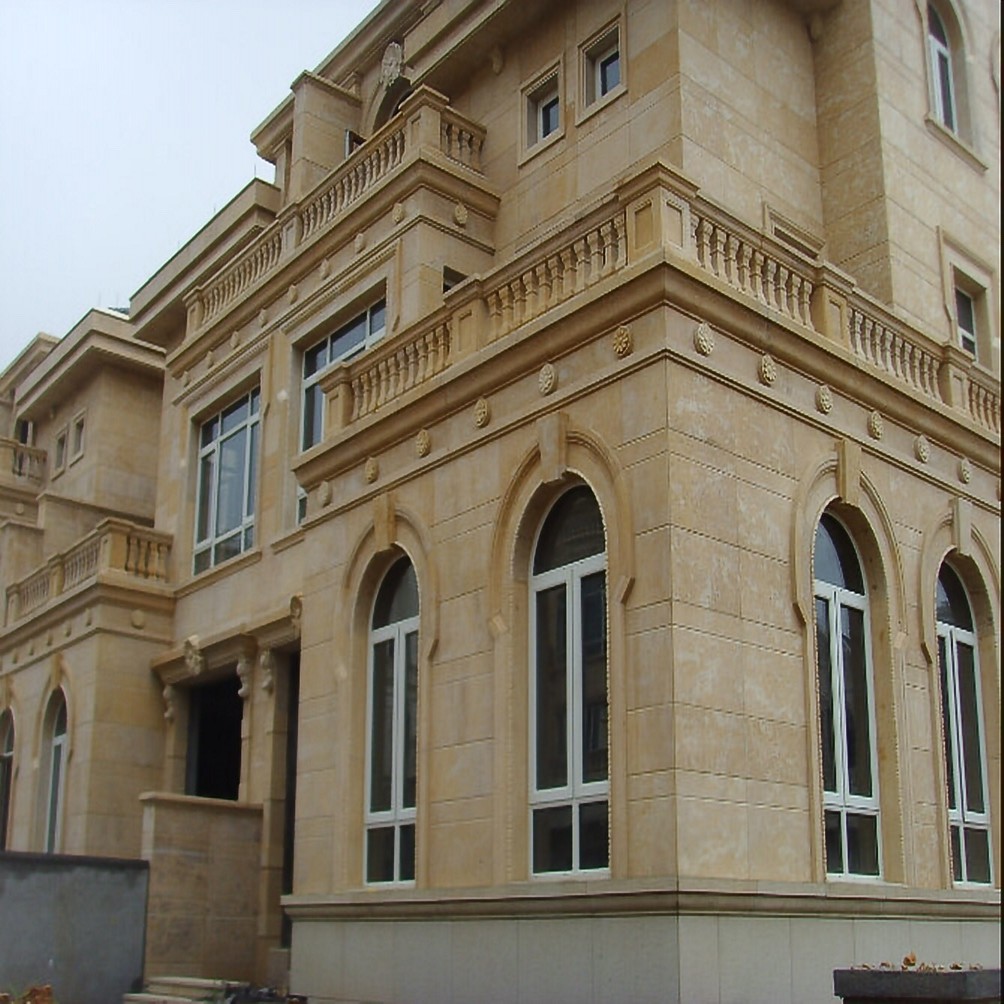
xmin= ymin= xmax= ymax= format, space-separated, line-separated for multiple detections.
xmin=927 ymin=3 xmax=958 ymax=132
xmin=528 ymin=485 xmax=609 ymax=876
xmin=936 ymin=562 xmax=993 ymax=885
xmin=40 ymin=690 xmax=68 ymax=854
xmin=813 ymin=512 xmax=882 ymax=879
xmin=364 ymin=556 xmax=420 ymax=885
xmin=0 ymin=709 xmax=14 ymax=850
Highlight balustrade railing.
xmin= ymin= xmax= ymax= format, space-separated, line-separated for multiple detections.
xmin=966 ymin=368 xmax=1001 ymax=436
xmin=0 ymin=439 xmax=46 ymax=484
xmin=848 ymin=302 xmax=944 ymax=404
xmin=5 ymin=519 xmax=172 ymax=625
xmin=189 ymin=87 xmax=487 ymax=333
xmin=691 ymin=212 xmax=815 ymax=330
xmin=349 ymin=322 xmax=452 ymax=422
xmin=486 ymin=211 xmax=627 ymax=340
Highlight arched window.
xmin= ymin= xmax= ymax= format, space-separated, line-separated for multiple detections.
xmin=0 ymin=710 xmax=13 ymax=849
xmin=41 ymin=690 xmax=68 ymax=853
xmin=936 ymin=563 xmax=992 ymax=884
xmin=928 ymin=4 xmax=957 ymax=132
xmin=814 ymin=513 xmax=880 ymax=877
xmin=365 ymin=556 xmax=419 ymax=883
xmin=530 ymin=485 xmax=608 ymax=874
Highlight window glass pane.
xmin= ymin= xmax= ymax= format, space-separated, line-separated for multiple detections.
xmin=846 ymin=812 xmax=880 ymax=875
xmin=302 ymin=385 xmax=324 ymax=450
xmin=956 ymin=643 xmax=984 ymax=814
xmin=824 ymin=810 xmax=843 ymax=874
xmin=366 ymin=826 xmax=395 ymax=883
xmin=221 ymin=395 xmax=249 ymax=435
xmin=304 ymin=340 xmax=327 ymax=379
xmin=963 ymin=827 xmax=991 ymax=884
xmin=373 ymin=558 xmax=419 ymax=628
xmin=246 ymin=422 xmax=258 ymax=518
xmin=536 ymin=584 xmax=568 ymax=790
xmin=216 ymin=428 xmax=247 ymax=535
xmin=201 ymin=416 xmax=218 ymax=448
xmin=814 ymin=514 xmax=864 ymax=593
xmin=534 ymin=486 xmax=604 ymax=573
xmin=540 ymin=95 xmax=559 ymax=138
xmin=533 ymin=805 xmax=572 ymax=873
xmin=936 ymin=565 xmax=973 ymax=630
xmin=938 ymin=636 xmax=957 ymax=811
xmin=937 ymin=52 xmax=955 ymax=130
xmin=331 ymin=314 xmax=367 ymax=361
xmin=816 ymin=597 xmax=837 ymax=793
xmin=402 ymin=631 xmax=418 ymax=810
xmin=194 ymin=549 xmax=211 ymax=574
xmin=950 ymin=825 xmax=963 ymax=882
xmin=197 ymin=453 xmax=215 ymax=543
xmin=369 ymin=300 xmax=387 ymax=338
xmin=928 ymin=5 xmax=948 ymax=44
xmin=214 ymin=534 xmax=242 ymax=566
xmin=369 ymin=638 xmax=395 ymax=813
xmin=398 ymin=823 xmax=416 ymax=882
xmin=46 ymin=741 xmax=63 ymax=852
xmin=842 ymin=606 xmax=872 ymax=798
xmin=599 ymin=51 xmax=620 ymax=94
xmin=580 ymin=571 xmax=608 ymax=784
xmin=579 ymin=801 xmax=609 ymax=870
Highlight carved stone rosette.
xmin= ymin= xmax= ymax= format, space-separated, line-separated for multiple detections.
xmin=365 ymin=457 xmax=379 ymax=483
xmin=958 ymin=457 xmax=972 ymax=484
xmin=758 ymin=353 xmax=777 ymax=386
xmin=867 ymin=410 xmax=884 ymax=440
xmin=815 ymin=384 xmax=833 ymax=414
xmin=914 ymin=435 xmax=930 ymax=463
xmin=612 ymin=325 xmax=632 ymax=358
xmin=474 ymin=397 xmax=491 ymax=428
xmin=538 ymin=363 xmax=557 ymax=396
xmin=416 ymin=429 xmax=431 ymax=457
xmin=693 ymin=322 xmax=714 ymax=356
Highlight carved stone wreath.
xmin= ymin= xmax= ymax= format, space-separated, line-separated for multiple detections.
xmin=914 ymin=435 xmax=930 ymax=463
xmin=365 ymin=457 xmax=379 ymax=484
xmin=758 ymin=353 xmax=777 ymax=386
xmin=612 ymin=325 xmax=633 ymax=358
xmin=538 ymin=363 xmax=557 ymax=396
xmin=473 ymin=397 xmax=491 ymax=428
xmin=867 ymin=410 xmax=884 ymax=440
xmin=416 ymin=428 xmax=431 ymax=457
xmin=815 ymin=384 xmax=833 ymax=414
xmin=693 ymin=322 xmax=714 ymax=356
xmin=958 ymin=457 xmax=972 ymax=484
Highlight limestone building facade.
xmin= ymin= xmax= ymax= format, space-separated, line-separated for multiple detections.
xmin=0 ymin=1 xmax=1000 ymax=1001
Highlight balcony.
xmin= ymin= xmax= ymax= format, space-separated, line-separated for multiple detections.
xmin=0 ymin=439 xmax=46 ymax=489
xmin=184 ymin=86 xmax=490 ymax=339
xmin=5 ymin=517 xmax=172 ymax=625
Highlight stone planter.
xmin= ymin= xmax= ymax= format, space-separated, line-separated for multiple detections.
xmin=833 ymin=968 xmax=1002 ymax=1003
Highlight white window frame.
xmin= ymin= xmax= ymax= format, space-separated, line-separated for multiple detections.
xmin=53 ymin=426 xmax=68 ymax=475
xmin=579 ymin=20 xmax=625 ymax=123
xmin=954 ymin=286 xmax=977 ymax=356
xmin=193 ymin=387 xmax=261 ymax=573
xmin=70 ymin=411 xmax=86 ymax=463
xmin=298 ymin=298 xmax=386 ymax=522
xmin=937 ymin=578 xmax=992 ymax=885
xmin=364 ymin=570 xmax=419 ymax=886
xmin=927 ymin=4 xmax=957 ymax=133
xmin=43 ymin=693 xmax=67 ymax=854
xmin=520 ymin=61 xmax=564 ymax=164
xmin=529 ymin=505 xmax=608 ymax=877
xmin=814 ymin=522 xmax=882 ymax=880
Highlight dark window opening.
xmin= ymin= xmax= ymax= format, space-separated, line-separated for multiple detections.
xmin=186 ymin=676 xmax=243 ymax=800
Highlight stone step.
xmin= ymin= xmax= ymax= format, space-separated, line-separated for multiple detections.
xmin=144 ymin=976 xmax=232 ymax=998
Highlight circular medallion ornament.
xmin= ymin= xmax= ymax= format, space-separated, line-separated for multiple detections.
xmin=914 ymin=435 xmax=930 ymax=463
xmin=758 ymin=353 xmax=777 ymax=386
xmin=958 ymin=457 xmax=972 ymax=484
xmin=416 ymin=429 xmax=431 ymax=457
xmin=538 ymin=362 xmax=557 ymax=396
xmin=815 ymin=384 xmax=833 ymax=414
xmin=453 ymin=202 xmax=468 ymax=227
xmin=694 ymin=322 xmax=715 ymax=356
xmin=354 ymin=232 xmax=366 ymax=253
xmin=612 ymin=325 xmax=633 ymax=358
xmin=867 ymin=410 xmax=884 ymax=440
xmin=392 ymin=202 xmax=404 ymax=224
xmin=474 ymin=397 xmax=491 ymax=428
xmin=365 ymin=457 xmax=379 ymax=484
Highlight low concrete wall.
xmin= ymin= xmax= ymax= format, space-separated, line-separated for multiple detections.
xmin=141 ymin=792 xmax=263 ymax=982
xmin=0 ymin=850 xmax=148 ymax=1004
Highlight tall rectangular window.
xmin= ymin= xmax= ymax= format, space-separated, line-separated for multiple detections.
xmin=954 ymin=286 xmax=977 ymax=357
xmin=194 ymin=387 xmax=260 ymax=573
xmin=299 ymin=299 xmax=386 ymax=521
xmin=583 ymin=25 xmax=621 ymax=107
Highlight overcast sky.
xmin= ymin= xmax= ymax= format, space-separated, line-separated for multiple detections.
xmin=0 ymin=0 xmax=381 ymax=371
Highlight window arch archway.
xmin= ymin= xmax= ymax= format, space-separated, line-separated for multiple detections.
xmin=813 ymin=511 xmax=881 ymax=878
xmin=924 ymin=1 xmax=973 ymax=141
xmin=365 ymin=555 xmax=420 ymax=884
xmin=0 ymin=708 xmax=14 ymax=849
xmin=936 ymin=562 xmax=993 ymax=884
xmin=529 ymin=484 xmax=608 ymax=874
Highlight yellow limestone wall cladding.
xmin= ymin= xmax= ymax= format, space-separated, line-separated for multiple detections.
xmin=677 ymin=0 xmax=824 ymax=238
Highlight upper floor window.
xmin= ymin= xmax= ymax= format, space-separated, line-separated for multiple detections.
xmin=194 ymin=388 xmax=260 ymax=573
xmin=928 ymin=5 xmax=957 ymax=132
xmin=936 ymin=563 xmax=992 ymax=884
xmin=301 ymin=299 xmax=386 ymax=453
xmin=583 ymin=24 xmax=621 ymax=107
xmin=53 ymin=427 xmax=68 ymax=474
xmin=365 ymin=556 xmax=419 ymax=884
xmin=814 ymin=512 xmax=880 ymax=878
xmin=521 ymin=62 xmax=564 ymax=161
xmin=70 ymin=412 xmax=86 ymax=462
xmin=41 ymin=690 xmax=67 ymax=853
xmin=954 ymin=284 xmax=978 ymax=357
xmin=530 ymin=485 xmax=608 ymax=875
xmin=0 ymin=709 xmax=13 ymax=850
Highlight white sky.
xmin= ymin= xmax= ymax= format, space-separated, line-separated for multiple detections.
xmin=0 ymin=0 xmax=381 ymax=371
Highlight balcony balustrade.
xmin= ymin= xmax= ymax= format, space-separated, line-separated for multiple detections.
xmin=0 ymin=439 xmax=46 ymax=487
xmin=5 ymin=518 xmax=172 ymax=625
